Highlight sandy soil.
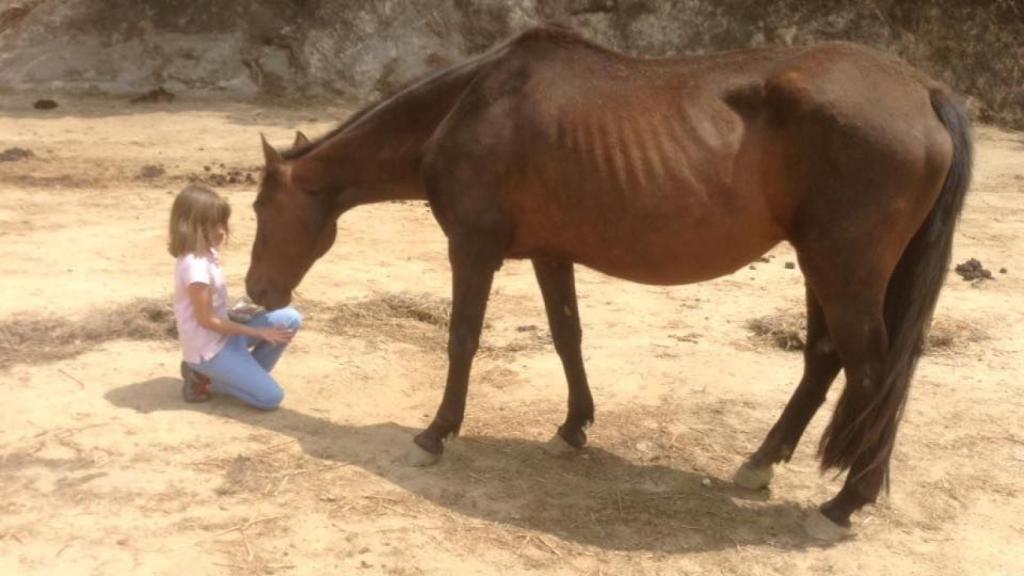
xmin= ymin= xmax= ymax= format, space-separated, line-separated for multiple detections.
xmin=1 ymin=96 xmax=1022 ymax=575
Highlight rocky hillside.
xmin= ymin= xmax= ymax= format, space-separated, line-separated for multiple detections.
xmin=1 ymin=0 xmax=1021 ymax=127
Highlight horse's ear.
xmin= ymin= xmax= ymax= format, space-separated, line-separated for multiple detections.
xmin=292 ymin=131 xmax=310 ymax=149
xmin=261 ymin=133 xmax=283 ymax=167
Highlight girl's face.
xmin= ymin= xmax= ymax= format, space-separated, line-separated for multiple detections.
xmin=211 ymin=224 xmax=227 ymax=249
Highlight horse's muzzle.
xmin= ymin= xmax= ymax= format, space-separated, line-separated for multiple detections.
xmin=246 ymin=275 xmax=292 ymax=311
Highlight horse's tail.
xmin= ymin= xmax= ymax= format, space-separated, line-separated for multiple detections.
xmin=819 ymin=89 xmax=973 ymax=478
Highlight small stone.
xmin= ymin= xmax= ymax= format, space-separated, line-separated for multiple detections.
xmin=1000 ymin=268 xmax=1007 ymax=274
xmin=748 ymin=265 xmax=756 ymax=270
xmin=784 ymin=261 xmax=796 ymax=270
xmin=701 ymin=478 xmax=711 ymax=487
xmin=138 ymin=164 xmax=165 ymax=179
xmin=130 ymin=87 xmax=176 ymax=104
xmin=33 ymin=99 xmax=58 ymax=110
xmin=0 ymin=147 xmax=34 ymax=162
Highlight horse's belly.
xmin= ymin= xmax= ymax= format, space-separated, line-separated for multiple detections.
xmin=581 ymin=221 xmax=780 ymax=285
xmin=509 ymin=193 xmax=783 ymax=285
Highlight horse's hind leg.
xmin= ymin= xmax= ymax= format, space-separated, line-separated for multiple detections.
xmin=532 ymin=259 xmax=594 ymax=450
xmin=734 ymin=286 xmax=842 ymax=489
xmin=806 ymin=444 xmax=891 ymax=540
xmin=799 ymin=253 xmax=892 ymax=539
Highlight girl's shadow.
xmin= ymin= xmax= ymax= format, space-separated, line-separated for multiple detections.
xmin=107 ymin=378 xmax=824 ymax=553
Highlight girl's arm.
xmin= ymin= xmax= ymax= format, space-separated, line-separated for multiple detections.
xmin=187 ymin=282 xmax=293 ymax=345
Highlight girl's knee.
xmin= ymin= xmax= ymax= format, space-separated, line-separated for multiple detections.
xmin=279 ymin=307 xmax=303 ymax=331
xmin=252 ymin=385 xmax=285 ymax=410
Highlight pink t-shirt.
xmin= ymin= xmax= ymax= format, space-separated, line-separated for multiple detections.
xmin=174 ymin=249 xmax=229 ymax=363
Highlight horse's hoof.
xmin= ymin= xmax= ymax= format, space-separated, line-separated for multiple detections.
xmin=733 ymin=461 xmax=773 ymax=490
xmin=408 ymin=433 xmax=443 ymax=467
xmin=405 ymin=442 xmax=442 ymax=467
xmin=556 ymin=424 xmax=588 ymax=449
xmin=804 ymin=509 xmax=852 ymax=542
xmin=542 ymin=433 xmax=579 ymax=456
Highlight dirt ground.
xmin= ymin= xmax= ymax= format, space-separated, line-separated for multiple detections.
xmin=1 ymin=97 xmax=1022 ymax=575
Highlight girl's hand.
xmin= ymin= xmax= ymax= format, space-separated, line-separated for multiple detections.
xmin=257 ymin=326 xmax=295 ymax=345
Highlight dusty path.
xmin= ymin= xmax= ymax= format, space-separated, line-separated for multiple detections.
xmin=1 ymin=97 xmax=1022 ymax=575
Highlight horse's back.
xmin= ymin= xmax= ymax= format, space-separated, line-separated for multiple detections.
xmin=422 ymin=28 xmax=955 ymax=285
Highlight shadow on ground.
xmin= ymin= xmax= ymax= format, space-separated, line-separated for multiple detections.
xmin=106 ymin=377 xmax=826 ymax=554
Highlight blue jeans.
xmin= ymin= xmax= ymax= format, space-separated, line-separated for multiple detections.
xmin=189 ymin=307 xmax=302 ymax=410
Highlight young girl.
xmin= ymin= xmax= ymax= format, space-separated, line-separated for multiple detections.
xmin=168 ymin=184 xmax=302 ymax=409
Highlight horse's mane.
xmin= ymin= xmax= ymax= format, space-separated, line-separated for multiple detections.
xmin=281 ymin=24 xmax=608 ymax=162
xmin=282 ymin=103 xmax=376 ymax=161
xmin=282 ymin=51 xmax=499 ymax=161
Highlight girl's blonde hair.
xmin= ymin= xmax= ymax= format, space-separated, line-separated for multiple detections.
xmin=168 ymin=184 xmax=231 ymax=257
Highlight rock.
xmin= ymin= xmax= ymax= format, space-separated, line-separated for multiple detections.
xmin=999 ymin=267 xmax=1007 ymax=274
xmin=33 ymin=99 xmax=58 ymax=110
xmin=130 ymin=87 xmax=176 ymax=104
xmin=955 ymin=258 xmax=993 ymax=281
xmin=0 ymin=147 xmax=34 ymax=162
xmin=0 ymin=0 xmax=1019 ymax=135
xmin=784 ymin=261 xmax=796 ymax=270
xmin=138 ymin=164 xmax=166 ymax=179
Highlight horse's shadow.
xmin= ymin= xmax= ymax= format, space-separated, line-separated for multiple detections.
xmin=106 ymin=378 xmax=824 ymax=554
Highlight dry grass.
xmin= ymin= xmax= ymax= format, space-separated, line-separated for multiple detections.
xmin=0 ymin=292 xmax=988 ymax=372
xmin=0 ymin=298 xmax=176 ymax=369
xmin=745 ymin=313 xmax=806 ymax=352
xmin=301 ymin=292 xmax=451 ymax=350
xmin=924 ymin=316 xmax=990 ymax=354
xmin=0 ymin=292 xmax=454 ymax=370
xmin=746 ymin=311 xmax=989 ymax=355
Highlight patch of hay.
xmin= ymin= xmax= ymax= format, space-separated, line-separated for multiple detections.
xmin=745 ymin=311 xmax=989 ymax=355
xmin=306 ymin=292 xmax=451 ymax=350
xmin=0 ymin=298 xmax=176 ymax=369
xmin=326 ymin=292 xmax=450 ymax=327
xmin=745 ymin=312 xmax=806 ymax=352
xmin=924 ymin=317 xmax=989 ymax=354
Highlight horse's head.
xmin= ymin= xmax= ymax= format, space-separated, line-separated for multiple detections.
xmin=246 ymin=133 xmax=338 ymax=309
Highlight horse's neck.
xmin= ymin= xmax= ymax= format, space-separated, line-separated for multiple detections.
xmin=309 ymin=119 xmax=429 ymax=208
xmin=296 ymin=56 xmax=492 ymax=210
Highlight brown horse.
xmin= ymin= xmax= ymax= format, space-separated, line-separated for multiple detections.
xmin=245 ymin=25 xmax=972 ymax=540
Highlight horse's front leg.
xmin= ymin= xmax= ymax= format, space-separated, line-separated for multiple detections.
xmin=411 ymin=237 xmax=500 ymax=463
xmin=532 ymin=259 xmax=594 ymax=451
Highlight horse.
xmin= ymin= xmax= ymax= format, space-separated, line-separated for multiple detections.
xmin=244 ymin=25 xmax=972 ymax=540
